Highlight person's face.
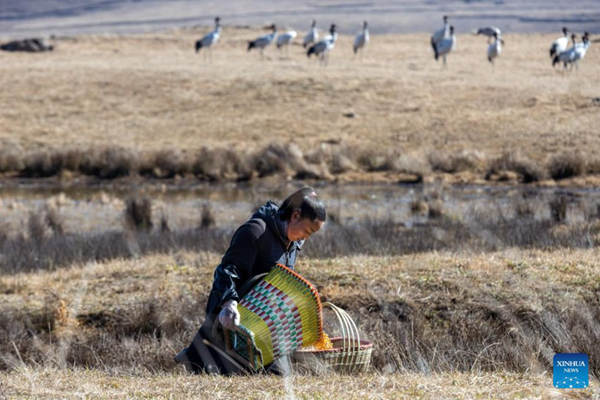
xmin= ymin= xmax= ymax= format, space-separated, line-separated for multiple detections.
xmin=286 ymin=210 xmax=324 ymax=241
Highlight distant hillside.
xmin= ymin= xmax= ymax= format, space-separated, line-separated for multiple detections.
xmin=1 ymin=0 xmax=599 ymax=38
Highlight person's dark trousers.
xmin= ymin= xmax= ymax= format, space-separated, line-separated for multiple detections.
xmin=175 ymin=316 xmax=247 ymax=375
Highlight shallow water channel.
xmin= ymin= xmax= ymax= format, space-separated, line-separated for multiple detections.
xmin=1 ymin=181 xmax=599 ymax=236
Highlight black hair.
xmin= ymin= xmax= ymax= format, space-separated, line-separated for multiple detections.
xmin=278 ymin=186 xmax=326 ymax=222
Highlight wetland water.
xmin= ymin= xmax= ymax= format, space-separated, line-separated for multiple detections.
xmin=1 ymin=181 xmax=598 ymax=236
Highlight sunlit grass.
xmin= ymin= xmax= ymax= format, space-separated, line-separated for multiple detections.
xmin=1 ymin=28 xmax=598 ymax=167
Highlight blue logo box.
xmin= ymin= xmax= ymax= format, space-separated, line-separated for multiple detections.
xmin=553 ymin=353 xmax=589 ymax=389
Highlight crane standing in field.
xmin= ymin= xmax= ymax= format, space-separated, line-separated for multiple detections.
xmin=552 ymin=34 xmax=578 ymax=69
xmin=555 ymin=32 xmax=591 ymax=70
xmin=303 ymin=20 xmax=318 ymax=48
xmin=431 ymin=15 xmax=449 ymax=57
xmin=571 ymin=32 xmax=591 ymax=69
xmin=353 ymin=21 xmax=370 ymax=56
xmin=487 ymin=32 xmax=504 ymax=64
xmin=276 ymin=29 xmax=297 ymax=56
xmin=307 ymin=24 xmax=337 ymax=65
xmin=434 ymin=25 xmax=456 ymax=66
xmin=195 ymin=17 xmax=221 ymax=60
xmin=248 ymin=24 xmax=277 ymax=57
xmin=549 ymin=27 xmax=569 ymax=60
xmin=475 ymin=26 xmax=502 ymax=43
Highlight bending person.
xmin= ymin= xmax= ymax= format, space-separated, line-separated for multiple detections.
xmin=176 ymin=187 xmax=326 ymax=374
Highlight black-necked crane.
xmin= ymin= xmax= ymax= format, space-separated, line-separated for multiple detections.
xmin=195 ymin=17 xmax=221 ymax=60
xmin=572 ymin=32 xmax=591 ymax=69
xmin=434 ymin=25 xmax=456 ymax=66
xmin=431 ymin=15 xmax=449 ymax=56
xmin=248 ymin=24 xmax=277 ymax=57
xmin=303 ymin=20 xmax=318 ymax=48
xmin=549 ymin=27 xmax=569 ymax=59
xmin=487 ymin=32 xmax=504 ymax=64
xmin=553 ymin=34 xmax=578 ymax=69
xmin=558 ymin=33 xmax=591 ymax=70
xmin=353 ymin=21 xmax=370 ymax=55
xmin=307 ymin=24 xmax=337 ymax=65
xmin=276 ymin=29 xmax=297 ymax=55
xmin=476 ymin=26 xmax=502 ymax=43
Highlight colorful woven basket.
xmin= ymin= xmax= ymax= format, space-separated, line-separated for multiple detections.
xmin=294 ymin=302 xmax=373 ymax=374
xmin=224 ymin=264 xmax=324 ymax=370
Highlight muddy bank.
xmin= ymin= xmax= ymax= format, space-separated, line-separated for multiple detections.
xmin=2 ymin=143 xmax=600 ymax=191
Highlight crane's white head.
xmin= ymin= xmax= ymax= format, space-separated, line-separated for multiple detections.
xmin=449 ymin=25 xmax=454 ymax=35
xmin=215 ymin=17 xmax=220 ymax=24
xmin=493 ymin=32 xmax=504 ymax=44
xmin=562 ymin=27 xmax=568 ymax=36
xmin=443 ymin=15 xmax=448 ymax=23
xmin=311 ymin=20 xmax=317 ymax=27
xmin=363 ymin=21 xmax=368 ymax=29
xmin=330 ymin=24 xmax=337 ymax=35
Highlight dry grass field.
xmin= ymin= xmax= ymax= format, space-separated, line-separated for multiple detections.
xmin=2 ymin=368 xmax=595 ymax=399
xmin=1 ymin=249 xmax=600 ymax=398
xmin=2 ymin=26 xmax=600 ymax=399
xmin=1 ymin=27 xmax=599 ymax=184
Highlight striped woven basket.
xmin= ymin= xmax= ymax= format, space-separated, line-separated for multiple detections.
xmin=224 ymin=264 xmax=324 ymax=371
xmin=293 ymin=302 xmax=373 ymax=374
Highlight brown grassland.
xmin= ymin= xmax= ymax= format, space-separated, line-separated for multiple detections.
xmin=1 ymin=27 xmax=600 ymax=185
xmin=1 ymin=368 xmax=594 ymax=399
xmin=1 ymin=249 xmax=600 ymax=398
xmin=2 ymin=27 xmax=600 ymax=399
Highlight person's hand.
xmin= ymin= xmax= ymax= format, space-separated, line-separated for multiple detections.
xmin=218 ymin=300 xmax=240 ymax=329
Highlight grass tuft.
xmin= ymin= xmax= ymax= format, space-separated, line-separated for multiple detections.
xmin=428 ymin=151 xmax=480 ymax=174
xmin=124 ymin=196 xmax=153 ymax=231
xmin=486 ymin=152 xmax=544 ymax=183
xmin=547 ymin=152 xmax=585 ymax=180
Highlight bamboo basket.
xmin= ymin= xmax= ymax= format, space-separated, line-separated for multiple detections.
xmin=223 ymin=264 xmax=324 ymax=371
xmin=294 ymin=302 xmax=373 ymax=374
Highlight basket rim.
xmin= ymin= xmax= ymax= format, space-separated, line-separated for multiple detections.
xmin=295 ymin=337 xmax=373 ymax=354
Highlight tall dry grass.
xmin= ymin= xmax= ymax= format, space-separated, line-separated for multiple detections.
xmin=2 ymin=191 xmax=600 ymax=273
xmin=1 ymin=250 xmax=599 ymax=380
xmin=0 ymin=143 xmax=598 ymax=184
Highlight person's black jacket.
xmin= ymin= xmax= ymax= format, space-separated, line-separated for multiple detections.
xmin=205 ymin=201 xmax=304 ymax=317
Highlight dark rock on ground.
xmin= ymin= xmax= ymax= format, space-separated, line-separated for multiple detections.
xmin=0 ymin=38 xmax=53 ymax=52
